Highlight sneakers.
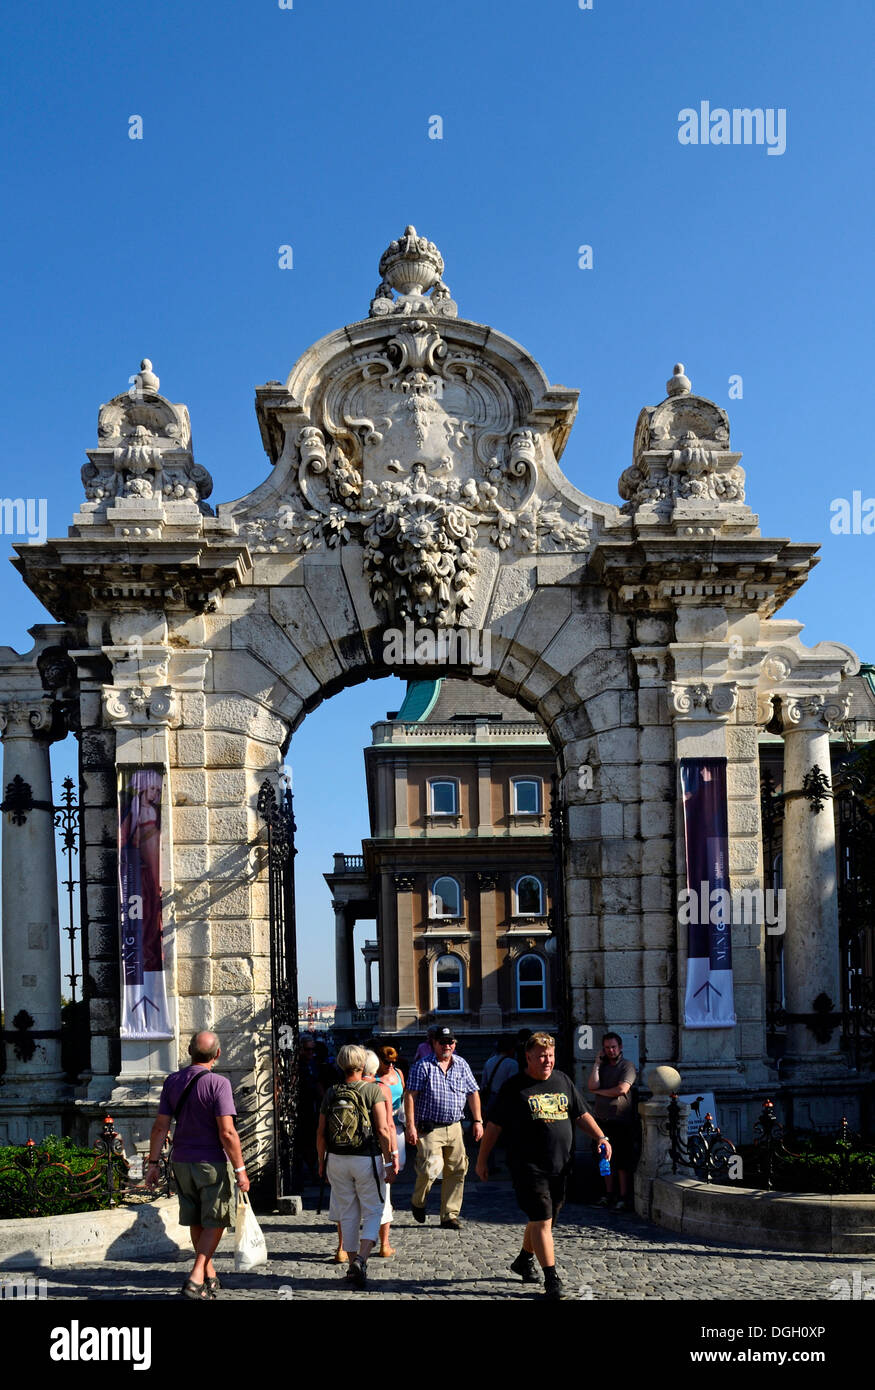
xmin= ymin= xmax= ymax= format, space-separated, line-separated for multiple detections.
xmin=614 ymin=1199 xmax=632 ymax=1213
xmin=411 ymin=1202 xmax=426 ymax=1224
xmin=510 ymin=1251 xmax=541 ymax=1285
xmin=346 ymin=1257 xmax=368 ymax=1290
xmin=596 ymin=1195 xmax=614 ymax=1209
xmin=544 ymin=1272 xmax=568 ymax=1301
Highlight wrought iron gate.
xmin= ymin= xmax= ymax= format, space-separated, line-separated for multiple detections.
xmin=257 ymin=774 xmax=299 ymax=1200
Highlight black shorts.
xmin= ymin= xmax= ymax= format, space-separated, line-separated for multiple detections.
xmin=512 ymin=1169 xmax=568 ymax=1223
xmin=601 ymin=1121 xmax=636 ymax=1170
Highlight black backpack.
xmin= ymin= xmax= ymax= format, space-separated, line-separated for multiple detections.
xmin=324 ymin=1082 xmax=378 ymax=1155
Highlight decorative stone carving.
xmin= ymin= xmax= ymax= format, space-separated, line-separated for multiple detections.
xmin=782 ymin=693 xmax=852 ymax=733
xmin=476 ymin=871 xmax=500 ymax=890
xmin=80 ymin=362 xmax=213 ymax=518
xmin=393 ymin=873 xmax=416 ymax=892
xmin=237 ymin=235 xmax=592 ymax=625
xmin=102 ymin=684 xmax=179 ymax=728
xmin=620 ymin=365 xmax=748 ymax=520
xmin=669 ymin=681 xmax=738 ymax=720
xmin=368 ymin=226 xmax=458 ymax=319
xmin=0 ymin=698 xmax=55 ymax=738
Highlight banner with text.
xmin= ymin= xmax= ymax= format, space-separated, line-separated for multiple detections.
xmin=680 ymin=757 xmax=736 ymax=1028
xmin=118 ymin=767 xmax=173 ymax=1040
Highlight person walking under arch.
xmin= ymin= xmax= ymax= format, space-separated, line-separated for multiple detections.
xmin=476 ymin=1031 xmax=612 ymax=1300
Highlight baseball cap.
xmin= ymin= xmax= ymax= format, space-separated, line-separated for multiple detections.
xmin=434 ymin=1026 xmax=456 ymax=1043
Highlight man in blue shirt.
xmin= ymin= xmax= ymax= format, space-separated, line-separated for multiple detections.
xmin=403 ymin=1026 xmax=483 ymax=1229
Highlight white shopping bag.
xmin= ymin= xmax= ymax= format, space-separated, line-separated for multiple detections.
xmin=234 ymin=1191 xmax=268 ymax=1272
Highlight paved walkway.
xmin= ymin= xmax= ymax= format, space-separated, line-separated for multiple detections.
xmin=32 ymin=1172 xmax=874 ymax=1302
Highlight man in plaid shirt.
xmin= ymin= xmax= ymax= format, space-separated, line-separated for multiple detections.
xmin=404 ymin=1026 xmax=483 ymax=1229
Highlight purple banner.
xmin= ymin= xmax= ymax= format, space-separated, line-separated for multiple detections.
xmin=118 ymin=768 xmax=173 ymax=1040
xmin=679 ymin=758 xmax=736 ymax=1028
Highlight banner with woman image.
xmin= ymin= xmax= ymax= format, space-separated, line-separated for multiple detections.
xmin=118 ymin=768 xmax=173 ymax=1039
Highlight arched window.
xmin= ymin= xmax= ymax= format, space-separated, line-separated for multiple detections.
xmin=515 ymin=875 xmax=543 ymax=916
xmin=516 ymin=954 xmax=546 ymax=1012
xmin=435 ymin=955 xmax=463 ymax=1012
xmin=512 ymin=777 xmax=541 ymax=814
xmin=429 ymin=779 xmax=458 ymax=815
xmin=432 ymin=876 xmax=462 ymax=917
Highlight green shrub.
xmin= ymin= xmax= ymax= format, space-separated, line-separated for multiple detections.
xmin=0 ymin=1135 xmax=128 ymax=1219
xmin=737 ymin=1138 xmax=875 ymax=1195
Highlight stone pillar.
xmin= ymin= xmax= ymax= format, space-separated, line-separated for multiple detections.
xmin=634 ymin=1095 xmax=690 ymax=1218
xmin=377 ymin=872 xmax=398 ymax=1033
xmin=477 ymin=871 xmax=503 ymax=1029
xmin=780 ymin=694 xmax=847 ymax=1071
xmin=364 ymin=957 xmax=373 ymax=1007
xmin=333 ymin=901 xmax=353 ymax=1027
xmin=393 ymin=874 xmax=419 ymax=1032
xmin=0 ymin=698 xmax=65 ymax=1096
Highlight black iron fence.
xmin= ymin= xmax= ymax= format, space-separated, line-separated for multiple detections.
xmin=0 ymin=1118 xmax=174 ymax=1219
xmin=667 ymin=1095 xmax=740 ymax=1183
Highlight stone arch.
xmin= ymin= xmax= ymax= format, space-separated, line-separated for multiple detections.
xmin=5 ymin=224 xmax=864 ymax=1165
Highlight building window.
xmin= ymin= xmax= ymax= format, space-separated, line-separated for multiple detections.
xmin=516 ymin=954 xmax=546 ymax=1012
xmin=512 ymin=778 xmax=541 ymax=814
xmin=430 ymin=779 xmax=458 ymax=815
xmin=432 ymin=876 xmax=462 ymax=917
xmin=515 ymin=875 xmax=544 ymax=916
xmin=435 ymin=954 xmax=463 ymax=1012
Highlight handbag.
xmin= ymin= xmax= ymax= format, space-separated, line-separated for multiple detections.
xmin=234 ymin=1191 xmax=268 ymax=1271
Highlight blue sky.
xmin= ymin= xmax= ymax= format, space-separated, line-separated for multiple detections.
xmin=1 ymin=1 xmax=872 ymax=998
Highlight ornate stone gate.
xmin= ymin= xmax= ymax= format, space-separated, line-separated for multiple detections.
xmin=0 ymin=227 xmax=865 ymax=1166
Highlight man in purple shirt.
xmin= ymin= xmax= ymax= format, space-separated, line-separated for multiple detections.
xmin=146 ymin=1031 xmax=249 ymax=1300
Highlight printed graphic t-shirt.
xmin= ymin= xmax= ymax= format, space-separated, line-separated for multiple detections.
xmin=158 ymin=1065 xmax=236 ymax=1164
xmin=489 ymin=1069 xmax=589 ymax=1178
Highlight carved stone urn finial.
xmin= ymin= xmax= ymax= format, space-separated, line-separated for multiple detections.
xmin=370 ymin=226 xmax=457 ymax=318
xmin=378 ymin=225 xmax=444 ymax=295
xmin=136 ymin=358 xmax=160 ymax=393
xmin=666 ymin=362 xmax=691 ymax=397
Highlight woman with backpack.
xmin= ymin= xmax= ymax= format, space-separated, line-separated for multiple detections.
xmin=317 ymin=1044 xmax=399 ymax=1290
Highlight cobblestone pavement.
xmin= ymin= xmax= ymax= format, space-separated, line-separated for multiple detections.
xmin=30 ymin=1171 xmax=874 ymax=1302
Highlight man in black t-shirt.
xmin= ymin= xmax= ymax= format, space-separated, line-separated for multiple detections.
xmin=476 ymin=1031 xmax=612 ymax=1300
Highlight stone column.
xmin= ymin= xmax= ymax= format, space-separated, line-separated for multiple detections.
xmin=0 ymin=698 xmax=65 ymax=1095
xmin=393 ymin=874 xmax=419 ymax=1032
xmin=333 ymin=901 xmax=353 ymax=1027
xmin=477 ymin=871 xmax=503 ymax=1029
xmin=780 ymin=694 xmax=847 ymax=1070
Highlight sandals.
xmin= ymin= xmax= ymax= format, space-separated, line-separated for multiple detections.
xmin=181 ymin=1274 xmax=220 ymax=1300
xmin=181 ymin=1278 xmax=209 ymax=1301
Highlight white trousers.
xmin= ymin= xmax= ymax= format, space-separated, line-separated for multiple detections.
xmin=327 ymin=1153 xmax=386 ymax=1250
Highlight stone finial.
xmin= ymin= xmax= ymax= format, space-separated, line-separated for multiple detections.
xmin=378 ymin=225 xmax=444 ymax=295
xmin=369 ymin=225 xmax=457 ymax=318
xmin=135 ymin=358 xmax=160 ymax=394
xmin=666 ymin=363 xmax=691 ymax=397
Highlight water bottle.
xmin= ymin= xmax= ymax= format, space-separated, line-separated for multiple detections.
xmin=598 ymin=1142 xmax=611 ymax=1177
